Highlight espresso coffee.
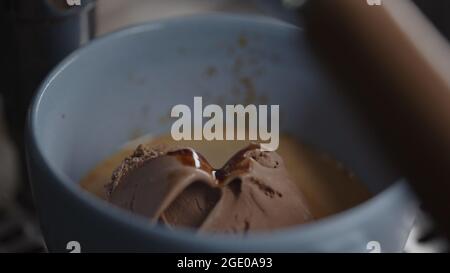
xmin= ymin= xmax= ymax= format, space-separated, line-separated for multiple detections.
xmin=80 ymin=134 xmax=371 ymax=219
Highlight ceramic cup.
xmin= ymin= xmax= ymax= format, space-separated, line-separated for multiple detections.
xmin=27 ymin=14 xmax=418 ymax=252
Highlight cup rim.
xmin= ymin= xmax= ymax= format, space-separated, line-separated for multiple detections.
xmin=27 ymin=13 xmax=414 ymax=251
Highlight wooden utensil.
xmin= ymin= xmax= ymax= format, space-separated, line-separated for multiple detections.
xmin=301 ymin=0 xmax=450 ymax=240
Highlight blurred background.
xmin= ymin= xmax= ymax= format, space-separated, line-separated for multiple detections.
xmin=0 ymin=0 xmax=449 ymax=253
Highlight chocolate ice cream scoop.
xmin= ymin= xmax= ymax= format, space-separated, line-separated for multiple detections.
xmin=107 ymin=144 xmax=313 ymax=233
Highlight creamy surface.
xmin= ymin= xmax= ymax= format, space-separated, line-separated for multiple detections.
xmin=80 ymin=134 xmax=371 ymax=219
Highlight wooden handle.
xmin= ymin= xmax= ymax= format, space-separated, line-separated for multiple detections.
xmin=302 ymin=0 xmax=450 ymax=239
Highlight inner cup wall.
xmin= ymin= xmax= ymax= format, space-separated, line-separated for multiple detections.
xmin=34 ymin=17 xmax=399 ymax=194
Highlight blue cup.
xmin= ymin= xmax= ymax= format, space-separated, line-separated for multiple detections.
xmin=27 ymin=14 xmax=418 ymax=252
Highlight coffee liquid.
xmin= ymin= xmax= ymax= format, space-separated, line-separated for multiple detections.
xmin=80 ymin=134 xmax=371 ymax=219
